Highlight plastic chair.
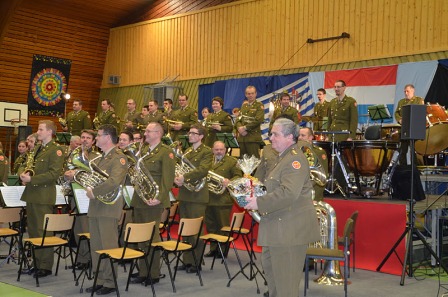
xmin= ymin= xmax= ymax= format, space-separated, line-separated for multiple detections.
xmin=18 ymin=213 xmax=76 ymax=287
xmin=151 ymin=217 xmax=204 ymax=293
xmin=91 ymin=221 xmax=156 ymax=297
xmin=338 ymin=210 xmax=358 ymax=274
xmin=200 ymin=212 xmax=245 ymax=279
xmin=304 ymin=218 xmax=354 ymax=297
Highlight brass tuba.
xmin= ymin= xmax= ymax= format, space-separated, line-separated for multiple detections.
xmin=312 ymin=201 xmax=345 ymax=285
xmin=207 ymin=170 xmax=226 ymax=194
xmin=122 ymin=143 xmax=160 ymax=203
xmin=72 ymin=150 xmax=121 ymax=204
xmin=300 ymin=144 xmax=328 ymax=187
xmin=171 ymin=143 xmax=206 ymax=192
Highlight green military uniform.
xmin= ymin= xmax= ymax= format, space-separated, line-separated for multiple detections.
xmin=234 ymin=101 xmax=265 ymax=158
xmin=130 ymin=142 xmax=175 ymax=279
xmin=122 ymin=110 xmax=139 ymax=132
xmin=254 ymin=143 xmax=320 ymax=297
xmin=135 ymin=113 xmax=150 ymax=131
xmin=327 ymin=95 xmax=358 ymax=141
xmin=269 ymin=106 xmax=299 ymax=131
xmin=177 ymin=143 xmax=212 ymax=266
xmin=169 ymin=106 xmax=198 ymax=141
xmin=394 ymin=96 xmax=425 ymax=165
xmin=313 ymin=101 xmax=330 ymax=131
xmin=205 ymin=155 xmax=242 ymax=253
xmin=204 ymin=110 xmax=233 ymax=147
xmin=19 ymin=140 xmax=64 ymax=271
xmin=95 ymin=110 xmax=118 ymax=130
xmin=65 ymin=110 xmax=92 ymax=136
xmin=13 ymin=153 xmax=27 ymax=175
xmin=88 ymin=147 xmax=128 ymax=289
xmin=0 ymin=150 xmax=9 ymax=184
xmin=147 ymin=110 xmax=165 ymax=126
xmin=258 ymin=144 xmax=278 ymax=180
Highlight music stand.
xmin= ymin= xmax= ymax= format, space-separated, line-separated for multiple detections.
xmin=56 ymin=132 xmax=72 ymax=145
xmin=367 ymin=104 xmax=392 ymax=124
xmin=217 ymin=133 xmax=239 ymax=154
xmin=178 ymin=135 xmax=191 ymax=150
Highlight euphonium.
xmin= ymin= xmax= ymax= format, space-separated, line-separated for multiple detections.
xmin=172 ymin=144 xmax=206 ymax=192
xmin=300 ymin=145 xmax=328 ymax=187
xmin=72 ymin=151 xmax=121 ymax=204
xmin=122 ymin=143 xmax=160 ymax=203
xmin=207 ymin=170 xmax=226 ymax=194
xmin=312 ymin=201 xmax=344 ymax=285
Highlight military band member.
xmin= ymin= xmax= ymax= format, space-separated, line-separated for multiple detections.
xmin=65 ymin=135 xmax=81 ymax=157
xmin=246 ymin=118 xmax=320 ymax=297
xmin=122 ymin=99 xmax=139 ymax=132
xmin=26 ymin=133 xmax=38 ymax=151
xmin=394 ymin=84 xmax=425 ymax=165
xmin=135 ymin=105 xmax=150 ymax=131
xmin=314 ymin=88 xmax=330 ymax=131
xmin=269 ymin=93 xmax=300 ymax=131
xmin=174 ymin=124 xmax=212 ymax=273
xmin=163 ymin=99 xmax=174 ymax=118
xmin=94 ymin=99 xmax=118 ymax=130
xmin=130 ymin=122 xmax=176 ymax=284
xmin=204 ymin=97 xmax=233 ymax=148
xmin=169 ymin=94 xmax=198 ymax=141
xmin=13 ymin=140 xmax=28 ymax=175
xmin=84 ymin=125 xmax=128 ymax=295
xmin=147 ymin=100 xmax=165 ymax=127
xmin=0 ymin=142 xmax=9 ymax=183
xmin=204 ymin=141 xmax=242 ymax=258
xmin=327 ymin=80 xmax=358 ymax=142
xmin=298 ymin=127 xmax=328 ymax=201
xmin=19 ymin=120 xmax=65 ymax=278
xmin=62 ymin=99 xmax=92 ymax=136
xmin=132 ymin=130 xmax=143 ymax=144
xmin=234 ymin=86 xmax=265 ymax=158
xmin=118 ymin=131 xmax=133 ymax=150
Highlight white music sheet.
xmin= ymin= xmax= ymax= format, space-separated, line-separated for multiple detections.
xmin=0 ymin=187 xmax=26 ymax=207
xmin=72 ymin=183 xmax=90 ymax=214
xmin=55 ymin=185 xmax=68 ymax=205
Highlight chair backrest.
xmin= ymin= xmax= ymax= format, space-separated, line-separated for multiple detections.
xmin=350 ymin=210 xmax=359 ymax=233
xmin=43 ymin=214 xmax=74 ymax=232
xmin=168 ymin=202 xmax=179 ymax=224
xmin=342 ymin=218 xmax=354 ymax=248
xmin=124 ymin=221 xmax=156 ymax=244
xmin=364 ymin=125 xmax=381 ymax=140
xmin=178 ymin=217 xmax=203 ymax=237
xmin=0 ymin=207 xmax=21 ymax=225
xmin=230 ymin=212 xmax=245 ymax=232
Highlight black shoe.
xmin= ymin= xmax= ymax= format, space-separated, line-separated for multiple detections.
xmin=142 ymin=277 xmax=160 ymax=285
xmin=130 ymin=276 xmax=146 ymax=284
xmin=263 ymin=291 xmax=269 ymax=297
xmin=33 ymin=269 xmax=52 ymax=278
xmin=95 ymin=286 xmax=116 ymax=295
xmin=130 ymin=272 xmax=139 ymax=278
xmin=186 ymin=266 xmax=201 ymax=273
xmin=176 ymin=264 xmax=191 ymax=271
xmin=204 ymin=250 xmax=217 ymax=258
xmin=85 ymin=285 xmax=103 ymax=293
xmin=69 ymin=262 xmax=89 ymax=270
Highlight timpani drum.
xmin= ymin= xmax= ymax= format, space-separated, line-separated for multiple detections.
xmin=415 ymin=103 xmax=448 ymax=155
xmin=338 ymin=140 xmax=399 ymax=197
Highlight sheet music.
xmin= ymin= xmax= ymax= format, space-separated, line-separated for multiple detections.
xmin=73 ymin=187 xmax=90 ymax=214
xmin=123 ymin=185 xmax=134 ymax=208
xmin=55 ymin=185 xmax=67 ymax=205
xmin=0 ymin=187 xmax=26 ymax=207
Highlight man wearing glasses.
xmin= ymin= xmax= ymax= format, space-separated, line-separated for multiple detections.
xmin=174 ymin=124 xmax=212 ymax=273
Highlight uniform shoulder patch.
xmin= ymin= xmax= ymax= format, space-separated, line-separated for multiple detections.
xmin=292 ymin=160 xmax=301 ymax=169
xmin=120 ymin=157 xmax=126 ymax=165
xmin=56 ymin=150 xmax=63 ymax=157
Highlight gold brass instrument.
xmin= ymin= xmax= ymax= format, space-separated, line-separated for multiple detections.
xmin=207 ymin=170 xmax=226 ymax=194
xmin=172 ymin=144 xmax=206 ymax=192
xmin=165 ymin=119 xmax=184 ymax=126
xmin=122 ymin=143 xmax=160 ymax=203
xmin=23 ymin=149 xmax=36 ymax=176
xmin=92 ymin=113 xmax=99 ymax=129
xmin=300 ymin=145 xmax=328 ymax=188
xmin=58 ymin=117 xmax=67 ymax=128
xmin=72 ymin=150 xmax=121 ymax=204
xmin=313 ymin=201 xmax=345 ymax=285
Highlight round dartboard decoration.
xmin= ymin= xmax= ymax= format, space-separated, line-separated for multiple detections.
xmin=31 ymin=68 xmax=67 ymax=106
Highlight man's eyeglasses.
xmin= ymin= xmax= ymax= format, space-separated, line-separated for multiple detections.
xmin=188 ymin=132 xmax=200 ymax=136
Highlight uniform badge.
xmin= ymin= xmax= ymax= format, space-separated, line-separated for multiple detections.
xmin=0 ymin=156 xmax=4 ymax=161
xmin=56 ymin=150 xmax=63 ymax=157
xmin=322 ymin=154 xmax=327 ymax=160
xmin=169 ymin=153 xmax=174 ymax=159
xmin=120 ymin=158 xmax=126 ymax=165
xmin=291 ymin=149 xmax=298 ymax=155
xmin=292 ymin=161 xmax=301 ymax=169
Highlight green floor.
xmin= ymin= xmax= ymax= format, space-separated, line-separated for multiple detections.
xmin=0 ymin=282 xmax=49 ymax=297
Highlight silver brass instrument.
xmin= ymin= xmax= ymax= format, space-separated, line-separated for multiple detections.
xmin=72 ymin=150 xmax=121 ymax=204
xmin=300 ymin=145 xmax=328 ymax=187
xmin=207 ymin=170 xmax=226 ymax=194
xmin=172 ymin=144 xmax=206 ymax=192
xmin=122 ymin=143 xmax=160 ymax=203
xmin=313 ymin=201 xmax=344 ymax=285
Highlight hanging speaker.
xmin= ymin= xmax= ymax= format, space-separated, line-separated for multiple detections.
xmin=401 ymin=105 xmax=426 ymax=140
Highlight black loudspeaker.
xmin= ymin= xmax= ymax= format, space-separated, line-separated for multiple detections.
xmin=401 ymin=105 xmax=426 ymax=140
xmin=391 ymin=165 xmax=425 ymax=201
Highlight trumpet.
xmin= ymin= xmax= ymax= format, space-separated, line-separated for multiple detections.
xmin=164 ymin=119 xmax=184 ymax=126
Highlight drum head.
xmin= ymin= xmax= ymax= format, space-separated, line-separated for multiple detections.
xmin=415 ymin=123 xmax=448 ymax=155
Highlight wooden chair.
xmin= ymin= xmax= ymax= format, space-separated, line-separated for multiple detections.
xmin=17 ymin=213 xmax=76 ymax=287
xmin=159 ymin=201 xmax=179 ymax=241
xmin=304 ymin=218 xmax=354 ymax=297
xmin=200 ymin=212 xmax=245 ymax=279
xmin=91 ymin=221 xmax=156 ymax=297
xmin=0 ymin=207 xmax=22 ymax=266
xmin=151 ymin=216 xmax=204 ymax=293
xmin=338 ymin=210 xmax=358 ymax=274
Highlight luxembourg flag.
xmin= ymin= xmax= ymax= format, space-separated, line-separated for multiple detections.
xmin=323 ymin=65 xmax=398 ymax=125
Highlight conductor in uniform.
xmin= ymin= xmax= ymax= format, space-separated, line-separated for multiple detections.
xmin=19 ymin=120 xmax=65 ymax=278
xmin=234 ymin=86 xmax=265 ymax=158
xmin=327 ymin=80 xmax=358 ymax=142
xmin=130 ymin=122 xmax=176 ymax=285
xmin=204 ymin=141 xmax=242 ymax=258
xmin=204 ymin=97 xmax=233 ymax=148
xmin=62 ymin=99 xmax=92 ymax=136
xmin=169 ymin=94 xmax=198 ymax=141
xmin=174 ymin=124 xmax=212 ymax=273
xmin=245 ymin=118 xmax=320 ymax=297
xmin=84 ymin=124 xmax=128 ymax=295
